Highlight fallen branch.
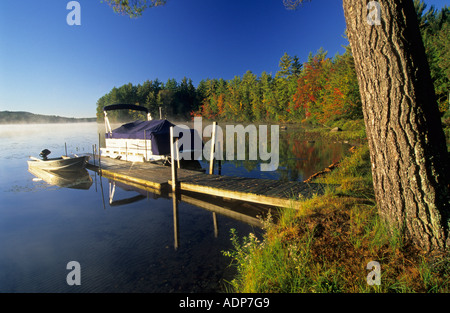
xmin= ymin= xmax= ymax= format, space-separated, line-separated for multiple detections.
xmin=303 ymin=162 xmax=340 ymax=183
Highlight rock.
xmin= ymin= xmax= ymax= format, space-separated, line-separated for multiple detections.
xmin=330 ymin=127 xmax=342 ymax=132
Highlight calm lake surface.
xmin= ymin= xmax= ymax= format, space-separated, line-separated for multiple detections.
xmin=0 ymin=122 xmax=349 ymax=292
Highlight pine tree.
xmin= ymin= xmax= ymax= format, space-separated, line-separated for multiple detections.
xmin=276 ymin=52 xmax=302 ymax=78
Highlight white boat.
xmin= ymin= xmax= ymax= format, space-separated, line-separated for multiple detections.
xmin=27 ymin=151 xmax=89 ymax=172
xmin=101 ymin=104 xmax=201 ymax=163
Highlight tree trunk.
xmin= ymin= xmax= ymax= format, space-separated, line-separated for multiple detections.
xmin=342 ymin=0 xmax=449 ymax=251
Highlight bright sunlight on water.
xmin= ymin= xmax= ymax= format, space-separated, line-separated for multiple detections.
xmin=0 ymin=122 xmax=348 ymax=292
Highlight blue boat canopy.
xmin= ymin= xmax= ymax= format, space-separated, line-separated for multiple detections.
xmin=107 ymin=120 xmax=173 ymax=155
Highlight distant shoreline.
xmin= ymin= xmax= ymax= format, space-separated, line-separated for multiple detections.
xmin=0 ymin=111 xmax=96 ymax=124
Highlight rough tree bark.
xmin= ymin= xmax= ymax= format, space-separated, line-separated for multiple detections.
xmin=342 ymin=0 xmax=449 ymax=251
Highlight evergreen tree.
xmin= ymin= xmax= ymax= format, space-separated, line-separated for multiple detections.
xmin=145 ymin=92 xmax=158 ymax=118
xmin=276 ymin=52 xmax=302 ymax=78
xmin=415 ymin=0 xmax=449 ymax=113
xmin=259 ymin=71 xmax=277 ymax=121
xmin=241 ymin=71 xmax=258 ymax=121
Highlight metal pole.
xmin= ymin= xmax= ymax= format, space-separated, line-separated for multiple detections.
xmin=98 ymin=133 xmax=101 ymax=173
xmin=105 ymin=111 xmax=112 ymax=134
xmin=170 ymin=126 xmax=177 ymax=193
xmin=92 ymin=144 xmax=96 ymax=166
xmin=209 ymin=122 xmax=216 ymax=175
xmin=172 ymin=194 xmax=179 ymax=250
xmin=176 ymin=138 xmax=180 ymax=169
xmin=144 ymin=130 xmax=147 ymax=161
xmin=213 ymin=212 xmax=218 ymax=238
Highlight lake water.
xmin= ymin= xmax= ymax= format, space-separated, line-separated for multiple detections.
xmin=0 ymin=122 xmax=349 ymax=292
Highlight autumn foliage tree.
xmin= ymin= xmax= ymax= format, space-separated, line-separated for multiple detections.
xmin=193 ymin=50 xmax=362 ymax=125
xmin=321 ymin=47 xmax=363 ymax=123
xmin=291 ymin=50 xmax=330 ymax=123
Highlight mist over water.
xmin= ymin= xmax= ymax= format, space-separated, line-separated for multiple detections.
xmin=0 ymin=122 xmax=348 ymax=292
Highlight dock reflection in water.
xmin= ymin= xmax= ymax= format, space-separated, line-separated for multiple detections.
xmin=28 ymin=161 xmax=274 ymax=252
xmin=1 ymin=123 xmax=349 ymax=292
xmin=106 ymin=176 xmax=275 ymax=251
xmin=18 ymin=164 xmax=270 ymax=292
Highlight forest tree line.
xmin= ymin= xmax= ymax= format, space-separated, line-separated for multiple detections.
xmin=96 ymin=1 xmax=448 ymax=128
xmin=0 ymin=111 xmax=96 ymax=124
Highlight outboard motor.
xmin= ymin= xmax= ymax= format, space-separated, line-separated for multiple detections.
xmin=39 ymin=149 xmax=51 ymax=160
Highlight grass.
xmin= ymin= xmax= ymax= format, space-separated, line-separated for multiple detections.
xmin=300 ymin=119 xmax=368 ymax=142
xmin=222 ymin=142 xmax=450 ymax=293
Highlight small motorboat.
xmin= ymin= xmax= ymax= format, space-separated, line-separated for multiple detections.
xmin=28 ymin=149 xmax=89 ymax=172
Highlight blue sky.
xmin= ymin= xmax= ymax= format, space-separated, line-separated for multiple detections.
xmin=0 ymin=0 xmax=446 ymax=118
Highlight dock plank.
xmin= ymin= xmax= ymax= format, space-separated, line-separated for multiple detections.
xmin=86 ymin=155 xmax=326 ymax=208
xmin=176 ymin=173 xmax=324 ymax=208
xmin=265 ymin=181 xmax=304 ymax=197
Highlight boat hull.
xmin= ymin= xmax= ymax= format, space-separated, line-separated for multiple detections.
xmin=27 ymin=156 xmax=89 ymax=172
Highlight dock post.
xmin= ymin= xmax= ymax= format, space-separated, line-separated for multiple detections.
xmin=172 ymin=194 xmax=179 ymax=250
xmin=92 ymin=144 xmax=96 ymax=166
xmin=176 ymin=137 xmax=180 ymax=169
xmin=209 ymin=122 xmax=216 ymax=175
xmin=213 ymin=212 xmax=218 ymax=238
xmin=170 ymin=126 xmax=178 ymax=192
xmin=98 ymin=133 xmax=102 ymax=173
xmin=144 ymin=130 xmax=147 ymax=161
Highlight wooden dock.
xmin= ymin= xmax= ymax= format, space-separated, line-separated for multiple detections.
xmin=86 ymin=155 xmax=326 ymax=209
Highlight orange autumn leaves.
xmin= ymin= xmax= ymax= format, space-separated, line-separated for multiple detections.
xmin=194 ymin=48 xmax=363 ymax=125
xmin=291 ymin=51 xmax=362 ymax=124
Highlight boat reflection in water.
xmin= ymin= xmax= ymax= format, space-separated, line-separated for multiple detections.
xmin=28 ymin=157 xmax=273 ymax=251
xmin=28 ymin=167 xmax=93 ymax=190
